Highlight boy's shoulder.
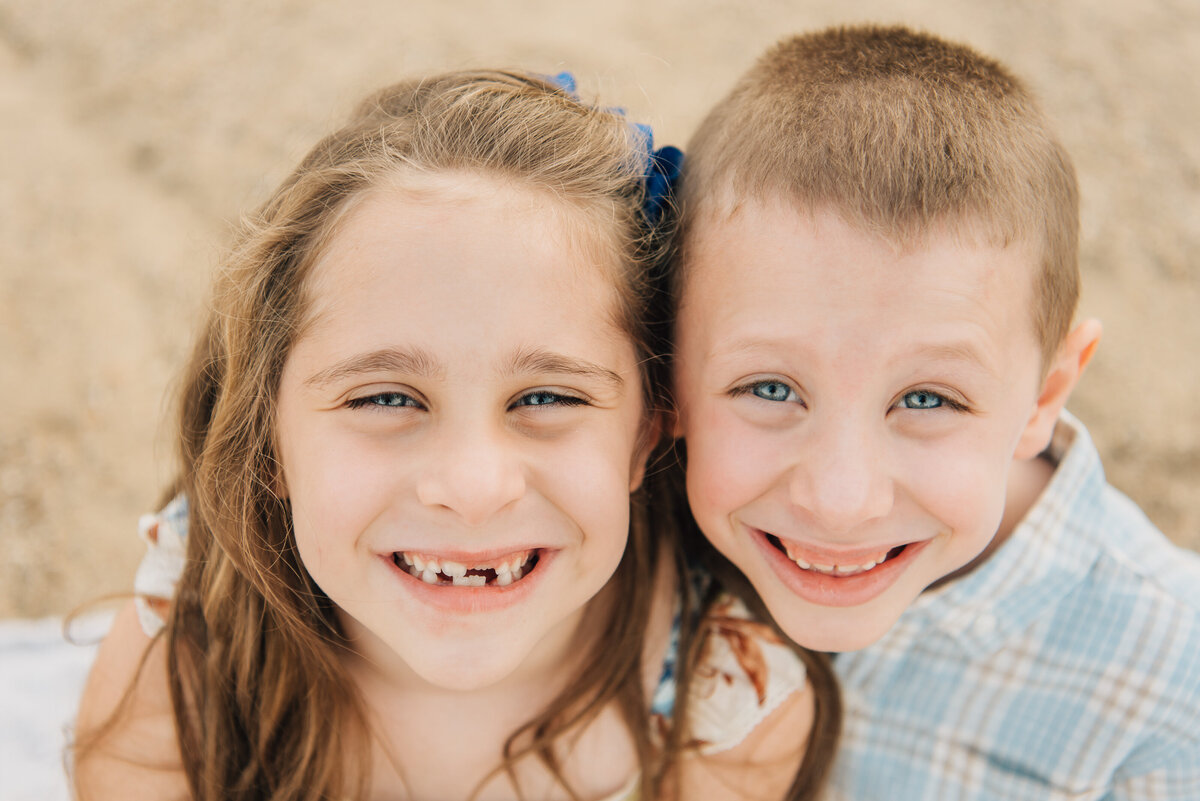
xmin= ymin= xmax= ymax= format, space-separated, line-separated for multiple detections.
xmin=1040 ymin=411 xmax=1200 ymax=615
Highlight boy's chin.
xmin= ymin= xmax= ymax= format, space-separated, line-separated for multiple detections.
xmin=764 ymin=590 xmax=917 ymax=653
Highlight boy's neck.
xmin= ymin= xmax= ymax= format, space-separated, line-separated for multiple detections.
xmin=928 ymin=453 xmax=1056 ymax=590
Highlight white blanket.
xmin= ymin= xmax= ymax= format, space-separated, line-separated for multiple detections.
xmin=0 ymin=614 xmax=110 ymax=801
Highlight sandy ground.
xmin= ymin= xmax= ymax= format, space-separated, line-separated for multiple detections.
xmin=1 ymin=0 xmax=1197 ymax=619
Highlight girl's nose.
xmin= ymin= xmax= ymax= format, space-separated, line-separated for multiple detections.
xmin=415 ymin=427 xmax=527 ymax=526
xmin=787 ymin=419 xmax=894 ymax=533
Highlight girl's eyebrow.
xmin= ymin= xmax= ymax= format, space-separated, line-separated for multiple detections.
xmin=303 ymin=346 xmax=625 ymax=391
xmin=304 ymin=347 xmax=444 ymax=388
xmin=505 ymin=347 xmax=626 ymax=392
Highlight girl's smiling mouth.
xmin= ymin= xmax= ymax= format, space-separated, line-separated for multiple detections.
xmin=392 ymin=549 xmax=541 ymax=587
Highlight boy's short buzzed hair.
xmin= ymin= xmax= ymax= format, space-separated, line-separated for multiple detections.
xmin=681 ymin=25 xmax=1079 ymax=364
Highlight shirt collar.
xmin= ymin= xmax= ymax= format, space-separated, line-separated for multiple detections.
xmin=887 ymin=411 xmax=1107 ymax=658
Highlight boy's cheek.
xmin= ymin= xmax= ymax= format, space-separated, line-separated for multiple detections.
xmin=685 ymin=420 xmax=783 ymax=528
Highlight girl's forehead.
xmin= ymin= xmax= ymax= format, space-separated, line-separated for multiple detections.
xmin=292 ymin=179 xmax=632 ymax=355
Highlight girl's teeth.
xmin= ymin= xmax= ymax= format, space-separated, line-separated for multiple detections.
xmin=397 ymin=549 xmax=537 ymax=587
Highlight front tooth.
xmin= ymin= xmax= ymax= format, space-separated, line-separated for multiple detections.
xmin=812 ymin=563 xmax=834 ymax=573
xmin=834 ymin=564 xmax=859 ymax=575
xmin=412 ymin=554 xmax=426 ymax=572
xmin=495 ymin=561 xmax=512 ymax=576
xmin=495 ymin=572 xmax=513 ymax=587
xmin=452 ymin=574 xmax=486 ymax=587
xmin=441 ymin=560 xmax=467 ymax=578
xmin=421 ymin=568 xmax=438 ymax=584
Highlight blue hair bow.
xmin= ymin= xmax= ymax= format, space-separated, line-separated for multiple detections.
xmin=548 ymin=72 xmax=683 ymax=224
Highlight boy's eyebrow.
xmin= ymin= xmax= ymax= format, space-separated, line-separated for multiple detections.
xmin=505 ymin=347 xmax=625 ymax=391
xmin=304 ymin=347 xmax=444 ymax=388
xmin=912 ymin=341 xmax=997 ymax=374
xmin=707 ymin=337 xmax=997 ymax=374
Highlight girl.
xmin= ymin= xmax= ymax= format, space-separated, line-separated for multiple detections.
xmin=72 ymin=70 xmax=836 ymax=801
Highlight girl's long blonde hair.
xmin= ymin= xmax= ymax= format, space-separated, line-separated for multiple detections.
xmin=163 ymin=70 xmax=670 ymax=801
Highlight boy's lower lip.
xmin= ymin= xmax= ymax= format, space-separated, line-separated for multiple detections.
xmin=381 ymin=548 xmax=553 ymax=614
xmin=747 ymin=527 xmax=930 ymax=608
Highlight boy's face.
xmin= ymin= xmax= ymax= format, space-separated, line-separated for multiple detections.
xmin=674 ymin=201 xmax=1050 ymax=652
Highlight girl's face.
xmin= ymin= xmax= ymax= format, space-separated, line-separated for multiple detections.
xmin=275 ymin=174 xmax=649 ymax=691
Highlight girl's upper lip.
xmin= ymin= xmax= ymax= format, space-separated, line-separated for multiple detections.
xmin=382 ymin=545 xmax=549 ymax=563
xmin=748 ymin=526 xmax=928 ymax=565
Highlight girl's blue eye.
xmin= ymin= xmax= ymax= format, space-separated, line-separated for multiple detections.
xmin=513 ymin=391 xmax=587 ymax=409
xmin=348 ymin=392 xmax=421 ymax=409
xmin=900 ymin=390 xmax=944 ymax=410
xmin=750 ymin=381 xmax=796 ymax=403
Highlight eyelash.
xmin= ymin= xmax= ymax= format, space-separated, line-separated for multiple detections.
xmin=345 ymin=390 xmax=591 ymax=412
xmin=510 ymin=390 xmax=590 ymax=410
xmin=731 ymin=379 xmax=801 ymax=404
xmin=346 ymin=392 xmax=423 ymax=411
xmin=731 ymin=380 xmax=970 ymax=413
xmin=895 ymin=389 xmax=969 ymax=413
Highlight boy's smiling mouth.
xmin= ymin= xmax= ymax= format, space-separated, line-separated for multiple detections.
xmin=393 ymin=549 xmax=540 ymax=587
xmin=746 ymin=525 xmax=934 ymax=607
xmin=766 ymin=534 xmax=908 ymax=577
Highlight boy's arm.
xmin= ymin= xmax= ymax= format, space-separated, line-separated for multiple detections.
xmin=73 ymin=600 xmax=190 ymax=801
xmin=673 ymin=681 xmax=814 ymax=801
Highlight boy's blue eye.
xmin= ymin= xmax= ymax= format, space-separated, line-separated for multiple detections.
xmin=513 ymin=391 xmax=587 ymax=409
xmin=348 ymin=392 xmax=421 ymax=409
xmin=750 ymin=381 xmax=796 ymax=403
xmin=900 ymin=390 xmax=944 ymax=409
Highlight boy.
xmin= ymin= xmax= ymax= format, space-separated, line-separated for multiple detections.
xmin=671 ymin=25 xmax=1200 ymax=799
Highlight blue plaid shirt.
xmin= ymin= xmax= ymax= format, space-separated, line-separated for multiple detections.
xmin=827 ymin=413 xmax=1200 ymax=800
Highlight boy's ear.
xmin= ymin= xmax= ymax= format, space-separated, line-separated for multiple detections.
xmin=1014 ymin=318 xmax=1102 ymax=460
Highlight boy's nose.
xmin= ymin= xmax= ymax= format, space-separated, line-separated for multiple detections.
xmin=787 ymin=420 xmax=893 ymax=533
xmin=415 ymin=426 xmax=526 ymax=526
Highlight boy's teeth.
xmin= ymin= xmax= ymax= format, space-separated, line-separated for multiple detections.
xmin=421 ymin=568 xmax=438 ymax=584
xmin=441 ymin=560 xmax=467 ymax=578
xmin=452 ymin=574 xmax=486 ymax=587
xmin=495 ymin=572 xmax=513 ymax=587
xmin=778 ymin=539 xmax=893 ymax=576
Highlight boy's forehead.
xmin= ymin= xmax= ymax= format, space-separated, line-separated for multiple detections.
xmin=680 ymin=199 xmax=1043 ymax=358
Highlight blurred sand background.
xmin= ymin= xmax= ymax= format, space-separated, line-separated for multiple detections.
xmin=1 ymin=0 xmax=1197 ymax=619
